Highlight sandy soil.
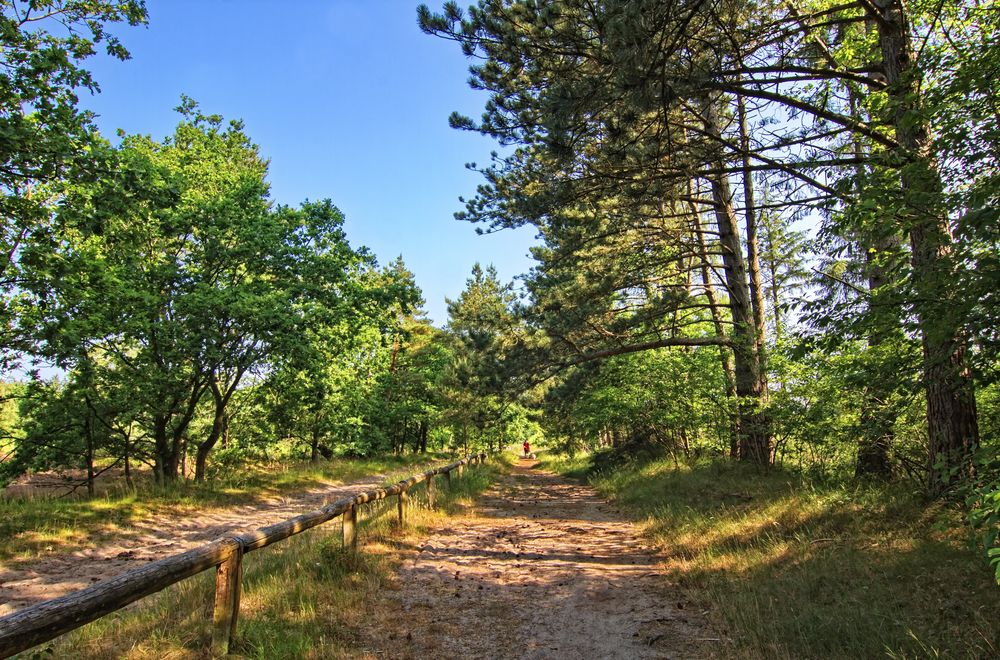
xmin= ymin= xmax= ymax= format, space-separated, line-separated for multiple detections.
xmin=361 ymin=460 xmax=719 ymax=659
xmin=0 ymin=465 xmax=426 ymax=615
xmin=3 ymin=467 xmax=130 ymax=500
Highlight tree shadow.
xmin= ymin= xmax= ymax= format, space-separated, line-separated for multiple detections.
xmin=597 ymin=459 xmax=1000 ymax=658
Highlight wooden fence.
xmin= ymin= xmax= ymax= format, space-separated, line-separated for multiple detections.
xmin=0 ymin=453 xmax=487 ymax=658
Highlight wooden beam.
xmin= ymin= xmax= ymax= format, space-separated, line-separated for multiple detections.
xmin=0 ymin=455 xmax=489 ymax=658
xmin=342 ymin=504 xmax=357 ymax=550
xmin=397 ymin=490 xmax=409 ymax=526
xmin=0 ymin=537 xmax=241 ymax=658
xmin=237 ymin=496 xmax=354 ymax=552
xmin=211 ymin=542 xmax=243 ymax=657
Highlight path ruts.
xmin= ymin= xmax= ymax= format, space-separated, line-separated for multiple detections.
xmin=364 ymin=459 xmax=716 ymax=659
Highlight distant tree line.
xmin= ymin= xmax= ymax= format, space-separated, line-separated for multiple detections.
xmin=0 ymin=1 xmax=539 ymax=491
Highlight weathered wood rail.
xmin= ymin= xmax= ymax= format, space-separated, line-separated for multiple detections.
xmin=0 ymin=453 xmax=487 ymax=658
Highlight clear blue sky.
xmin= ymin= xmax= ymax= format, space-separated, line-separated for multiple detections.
xmin=80 ymin=0 xmax=537 ymax=326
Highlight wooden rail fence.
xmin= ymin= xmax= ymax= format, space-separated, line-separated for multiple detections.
xmin=0 ymin=453 xmax=487 ymax=658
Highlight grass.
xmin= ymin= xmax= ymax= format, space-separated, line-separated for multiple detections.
xmin=540 ymin=450 xmax=1000 ymax=659
xmin=0 ymin=453 xmax=448 ymax=563
xmin=16 ymin=457 xmax=506 ymax=659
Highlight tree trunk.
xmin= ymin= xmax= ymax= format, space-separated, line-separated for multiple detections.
xmin=84 ymin=417 xmax=96 ymax=498
xmin=310 ymin=429 xmax=321 ymax=464
xmin=689 ymin=190 xmax=740 ymax=456
xmin=701 ymin=98 xmax=772 ymax=464
xmin=152 ymin=416 xmax=171 ymax=483
xmin=195 ymin=381 xmax=226 ymax=482
xmin=766 ymin=230 xmax=783 ymax=343
xmin=178 ymin=438 xmax=187 ymax=479
xmin=874 ymin=0 xmax=979 ymax=492
xmin=124 ymin=447 xmax=132 ymax=489
xmin=737 ymin=93 xmax=769 ymax=372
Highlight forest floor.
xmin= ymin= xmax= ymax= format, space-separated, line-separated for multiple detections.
xmin=0 ymin=457 xmax=441 ymax=615
xmin=359 ymin=459 xmax=718 ymax=659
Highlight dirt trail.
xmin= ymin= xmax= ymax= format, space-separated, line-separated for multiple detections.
xmin=363 ymin=460 xmax=717 ymax=659
xmin=0 ymin=465 xmax=428 ymax=615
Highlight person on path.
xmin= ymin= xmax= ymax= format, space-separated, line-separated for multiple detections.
xmin=523 ymin=441 xmax=531 ymax=457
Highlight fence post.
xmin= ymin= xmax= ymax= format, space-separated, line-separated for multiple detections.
xmin=343 ymin=504 xmax=357 ymax=550
xmin=211 ymin=540 xmax=243 ymax=657
xmin=426 ymin=475 xmax=435 ymax=508
xmin=398 ymin=489 xmax=409 ymax=526
xmin=458 ymin=463 xmax=465 ymax=479
xmin=444 ymin=469 xmax=452 ymax=489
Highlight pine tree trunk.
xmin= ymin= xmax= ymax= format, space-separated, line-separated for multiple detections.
xmin=737 ymin=94 xmax=769 ymax=373
xmin=689 ymin=188 xmax=740 ymax=456
xmin=701 ymin=98 xmax=772 ymax=464
xmin=874 ymin=0 xmax=979 ymax=492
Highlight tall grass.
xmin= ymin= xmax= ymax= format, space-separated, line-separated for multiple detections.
xmin=542 ymin=452 xmax=1000 ymax=659
xmin=19 ymin=459 xmax=505 ymax=659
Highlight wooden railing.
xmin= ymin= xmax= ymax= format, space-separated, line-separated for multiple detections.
xmin=0 ymin=453 xmax=487 ymax=659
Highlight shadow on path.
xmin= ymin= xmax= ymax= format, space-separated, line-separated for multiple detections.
xmin=362 ymin=459 xmax=718 ymax=659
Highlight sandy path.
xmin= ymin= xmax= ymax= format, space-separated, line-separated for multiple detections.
xmin=0 ymin=464 xmax=432 ymax=615
xmin=362 ymin=460 xmax=717 ymax=659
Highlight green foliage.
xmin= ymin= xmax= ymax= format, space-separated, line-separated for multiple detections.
xmin=10 ymin=102 xmax=425 ymax=481
xmin=960 ymin=448 xmax=1000 ymax=584
xmin=0 ymin=1 xmax=146 ymax=369
xmin=261 ymin=257 xmax=423 ymax=461
xmin=0 ymin=381 xmax=26 ymax=470
xmin=769 ymin=338 xmax=926 ymax=476
xmin=441 ymin=264 xmax=537 ymax=453
xmin=542 ymin=346 xmax=731 ymax=457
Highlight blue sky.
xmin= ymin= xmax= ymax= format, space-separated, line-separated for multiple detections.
xmin=80 ymin=0 xmax=537 ymax=326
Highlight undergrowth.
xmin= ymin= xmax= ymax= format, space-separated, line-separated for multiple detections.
xmin=541 ymin=450 xmax=1000 ymax=659
xmin=19 ymin=457 xmax=505 ymax=659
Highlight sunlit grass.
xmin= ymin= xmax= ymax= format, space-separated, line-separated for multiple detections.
xmin=22 ymin=459 xmax=505 ymax=659
xmin=536 ymin=449 xmax=592 ymax=479
xmin=0 ymin=453 xmax=451 ymax=563
xmin=550 ymin=455 xmax=1000 ymax=659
